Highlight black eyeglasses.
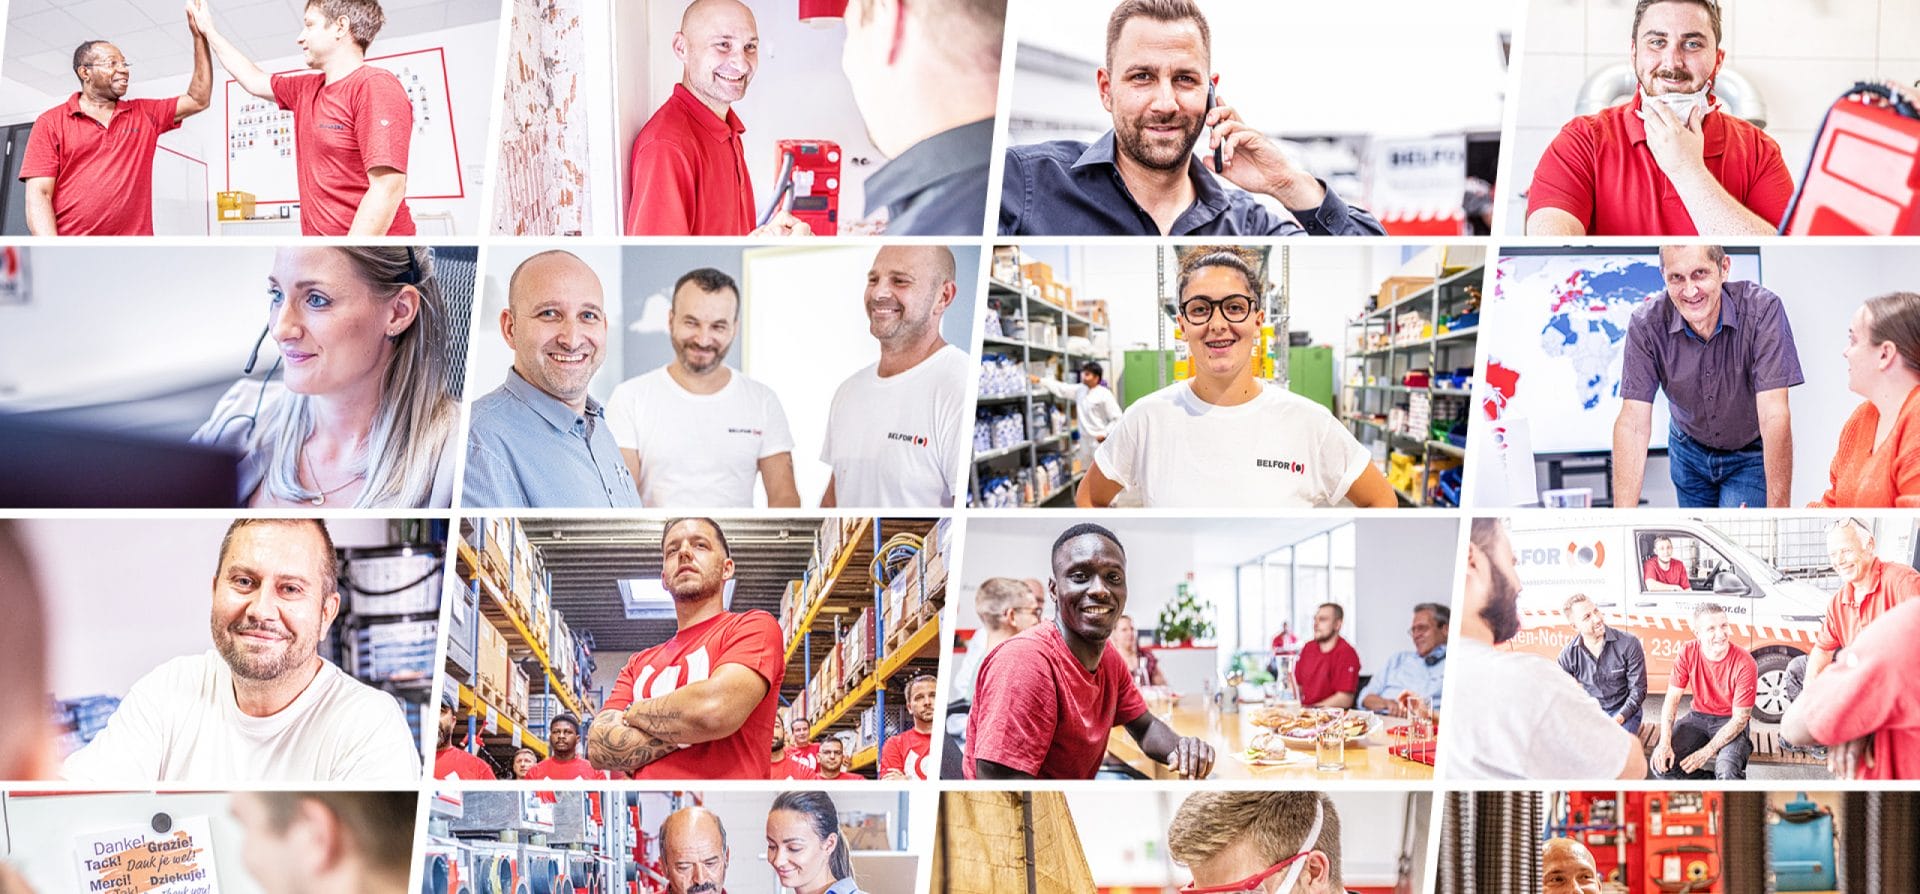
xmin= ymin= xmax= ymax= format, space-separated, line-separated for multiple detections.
xmin=1181 ymin=295 xmax=1256 ymax=326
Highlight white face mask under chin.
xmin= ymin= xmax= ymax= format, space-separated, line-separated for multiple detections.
xmin=1640 ymin=85 xmax=1717 ymax=121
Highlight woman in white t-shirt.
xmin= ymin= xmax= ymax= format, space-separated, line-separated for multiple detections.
xmin=1030 ymin=360 xmax=1124 ymax=464
xmin=1077 ymin=247 xmax=1398 ymax=509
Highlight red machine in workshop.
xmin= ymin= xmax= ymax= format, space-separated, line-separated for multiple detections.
xmin=1555 ymin=791 xmax=1724 ymax=893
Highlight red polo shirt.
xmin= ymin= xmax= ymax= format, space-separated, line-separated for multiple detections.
xmin=625 ymin=84 xmax=755 ymax=235
xmin=1527 ymin=94 xmax=1794 ymax=235
xmin=1796 ymin=598 xmax=1920 ymax=780
xmin=20 ymin=94 xmax=182 ymax=235
xmin=272 ymin=66 xmax=416 ymax=236
xmin=1819 ymin=558 xmax=1920 ymax=651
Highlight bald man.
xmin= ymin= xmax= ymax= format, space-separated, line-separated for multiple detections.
xmin=820 ymin=245 xmax=971 ymax=508
xmin=463 ymin=250 xmax=642 ymax=508
xmin=625 ymin=0 xmax=808 ymax=236
xmin=660 ymin=806 xmax=731 ymax=894
xmin=1542 ymin=838 xmax=1602 ymax=894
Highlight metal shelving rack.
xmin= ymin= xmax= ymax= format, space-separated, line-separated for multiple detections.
xmin=1341 ymin=260 xmax=1484 ymax=507
xmin=972 ymin=260 xmax=1111 ymax=507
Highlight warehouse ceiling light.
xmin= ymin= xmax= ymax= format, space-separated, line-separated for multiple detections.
xmin=617 ymin=578 xmax=736 ymax=619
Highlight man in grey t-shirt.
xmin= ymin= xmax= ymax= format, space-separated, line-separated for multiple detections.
xmin=1612 ymin=244 xmax=1803 ymax=508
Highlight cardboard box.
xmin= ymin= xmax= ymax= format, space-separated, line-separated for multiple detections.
xmin=1378 ymin=276 xmax=1435 ymax=307
xmin=216 ymin=191 xmax=256 ymax=221
xmin=476 ymin=623 xmax=509 ymax=702
xmin=509 ymin=663 xmax=530 ymax=720
xmin=1020 ymin=261 xmax=1054 ymax=288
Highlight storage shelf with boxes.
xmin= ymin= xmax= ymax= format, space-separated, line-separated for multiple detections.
xmin=436 ymin=516 xmax=947 ymax=780
xmin=974 ymin=246 xmax=1112 ymax=509
xmin=1342 ymin=246 xmax=1484 ymax=508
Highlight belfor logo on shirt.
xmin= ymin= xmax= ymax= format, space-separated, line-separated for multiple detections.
xmin=630 ymin=647 xmax=712 ymax=698
xmin=726 ymin=427 xmax=764 ymax=436
xmin=319 ymin=122 xmax=349 ymax=131
xmin=1255 ymin=458 xmax=1307 ymax=473
xmin=886 ymin=432 xmax=930 ymax=447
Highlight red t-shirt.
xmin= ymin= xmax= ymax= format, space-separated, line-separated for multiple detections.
xmin=271 ymin=66 xmax=416 ymax=236
xmin=770 ymin=753 xmax=816 ymax=780
xmin=433 ymin=745 xmax=494 ymax=780
xmin=1797 ymin=598 xmax=1920 ymax=780
xmin=1643 ymin=556 xmax=1689 ymax=588
xmin=1294 ymin=636 xmax=1361 ymax=705
xmin=624 ymin=84 xmax=755 ymax=235
xmin=787 ymin=742 xmax=819 ymax=771
xmin=1527 ymin=95 xmax=1794 ymax=236
xmin=965 ymin=622 xmax=1147 ymax=779
xmin=815 ymin=768 xmax=866 ymax=781
xmin=526 ymin=755 xmax=609 ymax=780
xmin=1819 ymin=558 xmax=1920 ymax=651
xmin=1671 ymin=640 xmax=1758 ymax=716
xmin=604 ymin=611 xmax=784 ymax=780
xmin=20 ymin=94 xmax=181 ymax=235
xmin=880 ymin=726 xmax=934 ymax=780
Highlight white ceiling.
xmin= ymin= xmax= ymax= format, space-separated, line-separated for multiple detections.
xmin=4 ymin=0 xmax=501 ymax=97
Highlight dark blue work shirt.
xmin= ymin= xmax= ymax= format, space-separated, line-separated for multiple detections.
xmin=998 ymin=131 xmax=1385 ymax=236
xmin=1557 ymin=626 xmax=1649 ymax=721
xmin=864 ymin=118 xmax=993 ymax=236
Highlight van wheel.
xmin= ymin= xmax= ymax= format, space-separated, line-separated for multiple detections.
xmin=1753 ymin=651 xmax=1793 ymax=724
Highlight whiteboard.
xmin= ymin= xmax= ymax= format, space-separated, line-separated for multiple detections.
xmin=224 ymin=48 xmax=465 ymax=204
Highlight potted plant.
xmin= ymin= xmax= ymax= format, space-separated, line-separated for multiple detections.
xmin=1156 ymin=580 xmax=1214 ymax=647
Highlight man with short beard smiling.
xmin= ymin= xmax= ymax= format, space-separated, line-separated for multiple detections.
xmin=999 ymin=0 xmax=1383 ymax=237
xmin=966 ymin=523 xmax=1214 ymax=779
xmin=820 ymin=245 xmax=972 ymax=508
xmin=1447 ymin=518 xmax=1646 ymax=781
xmin=63 ymin=519 xmax=419 ymax=782
xmin=1526 ymin=0 xmax=1792 ymax=236
xmin=607 ymin=267 xmax=800 ymax=508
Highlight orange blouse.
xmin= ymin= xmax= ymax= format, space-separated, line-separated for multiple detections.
xmin=1818 ymin=385 xmax=1920 ymax=508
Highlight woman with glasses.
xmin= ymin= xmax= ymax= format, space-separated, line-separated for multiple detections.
xmin=1814 ymin=291 xmax=1920 ymax=507
xmin=1077 ymin=246 xmax=1396 ymax=508
xmin=192 ymin=246 xmax=460 ymax=508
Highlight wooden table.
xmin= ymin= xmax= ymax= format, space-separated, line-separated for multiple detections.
xmin=1105 ymin=702 xmax=1435 ymax=781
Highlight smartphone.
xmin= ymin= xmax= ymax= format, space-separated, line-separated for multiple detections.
xmin=1207 ymin=74 xmax=1223 ymax=171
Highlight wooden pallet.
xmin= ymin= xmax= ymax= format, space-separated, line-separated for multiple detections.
xmin=885 ymin=603 xmax=937 ymax=652
xmin=844 ymin=658 xmax=874 ymax=687
xmin=474 ymin=678 xmax=507 ymax=712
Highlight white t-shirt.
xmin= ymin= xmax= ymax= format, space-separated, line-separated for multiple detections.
xmin=1445 ymin=637 xmax=1643 ymax=780
xmin=1093 ymin=380 xmax=1372 ymax=507
xmin=62 ymin=651 xmax=421 ymax=783
xmin=605 ymin=366 xmax=796 ymax=507
xmin=821 ymin=345 xmax=970 ymax=508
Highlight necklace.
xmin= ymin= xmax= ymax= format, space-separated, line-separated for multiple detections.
xmin=301 ymin=441 xmax=366 ymax=506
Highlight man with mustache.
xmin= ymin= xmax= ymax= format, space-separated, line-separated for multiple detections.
xmin=465 ymin=250 xmax=643 ymax=508
xmin=1449 ymin=518 xmax=1646 ymax=780
xmin=966 ymin=523 xmax=1214 ymax=780
xmin=1526 ymin=0 xmax=1792 ymax=236
xmin=1612 ymin=245 xmax=1801 ymax=509
xmin=998 ymin=0 xmax=1382 ymax=236
xmin=21 ymin=26 xmax=211 ymax=235
xmin=660 ymin=806 xmax=732 ymax=894
xmin=62 ymin=519 xmax=419 ymax=782
xmin=625 ymin=0 xmax=807 ymax=236
xmin=588 ymin=518 xmax=786 ymax=779
xmin=820 ymin=245 xmax=970 ymax=508
xmin=607 ymin=267 xmax=800 ymax=507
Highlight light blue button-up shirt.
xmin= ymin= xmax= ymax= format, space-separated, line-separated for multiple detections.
xmin=462 ymin=367 xmax=642 ymax=509
xmin=1358 ymin=645 xmax=1447 ymax=709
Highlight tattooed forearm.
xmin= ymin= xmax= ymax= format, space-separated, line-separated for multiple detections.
xmin=589 ymin=709 xmax=677 ymax=772
xmin=623 ymin=698 xmax=698 ymax=742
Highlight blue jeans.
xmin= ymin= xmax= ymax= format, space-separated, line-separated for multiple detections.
xmin=1668 ymin=426 xmax=1767 ymax=508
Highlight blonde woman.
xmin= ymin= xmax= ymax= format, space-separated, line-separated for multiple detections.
xmin=194 ymin=246 xmax=459 ymax=508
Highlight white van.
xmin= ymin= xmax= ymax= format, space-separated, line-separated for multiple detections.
xmin=1500 ymin=518 xmax=1831 ymax=723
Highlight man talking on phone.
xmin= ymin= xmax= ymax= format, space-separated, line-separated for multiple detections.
xmin=999 ymin=0 xmax=1383 ymax=237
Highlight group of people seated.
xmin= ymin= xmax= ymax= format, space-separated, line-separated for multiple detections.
xmin=1280 ymin=602 xmax=1448 ymax=719
xmin=1457 ymin=517 xmax=1920 ymax=781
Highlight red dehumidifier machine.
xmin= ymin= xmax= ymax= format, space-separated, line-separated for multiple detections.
xmin=1780 ymin=82 xmax=1920 ymax=235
